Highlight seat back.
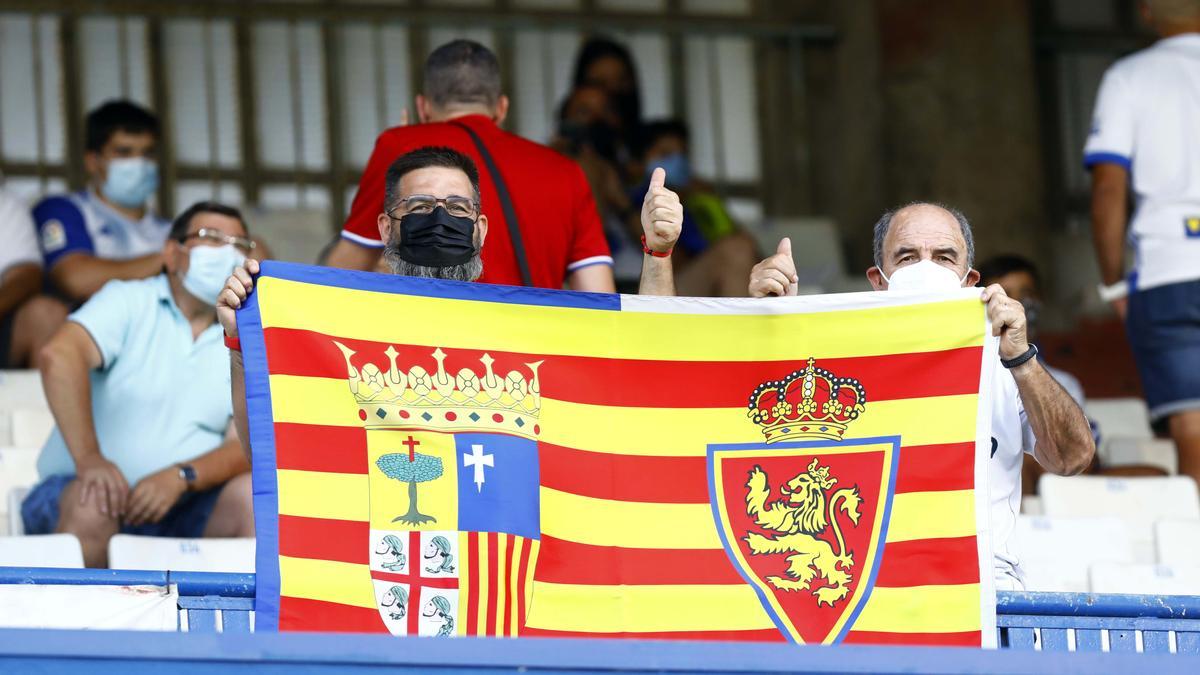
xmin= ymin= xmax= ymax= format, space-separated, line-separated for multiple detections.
xmin=0 ymin=534 xmax=84 ymax=568
xmin=1011 ymin=515 xmax=1133 ymax=592
xmin=1090 ymin=562 xmax=1200 ymax=595
xmin=108 ymin=535 xmax=255 ymax=573
xmin=0 ymin=448 xmax=38 ymax=536
xmin=1155 ymin=519 xmax=1200 ymax=565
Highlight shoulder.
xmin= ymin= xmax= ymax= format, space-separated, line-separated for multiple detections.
xmin=32 ymin=193 xmax=86 ymax=224
xmin=92 ymin=275 xmax=165 ymax=304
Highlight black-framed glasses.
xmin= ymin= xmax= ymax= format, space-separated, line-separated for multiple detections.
xmin=179 ymin=228 xmax=256 ymax=254
xmin=388 ymin=194 xmax=479 ymax=220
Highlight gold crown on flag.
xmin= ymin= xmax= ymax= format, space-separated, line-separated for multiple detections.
xmin=747 ymin=358 xmax=867 ymax=443
xmin=334 ymin=341 xmax=543 ymax=439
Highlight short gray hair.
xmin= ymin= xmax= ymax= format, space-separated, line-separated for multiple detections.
xmin=423 ymin=40 xmax=501 ymax=110
xmin=871 ymin=201 xmax=975 ymax=269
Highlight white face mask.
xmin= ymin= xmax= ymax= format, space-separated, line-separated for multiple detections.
xmin=182 ymin=244 xmax=245 ymax=306
xmin=881 ymin=259 xmax=968 ymax=292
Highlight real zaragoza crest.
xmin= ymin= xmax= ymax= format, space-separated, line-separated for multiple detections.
xmin=708 ymin=358 xmax=899 ymax=644
xmin=336 ymin=342 xmax=541 ymax=637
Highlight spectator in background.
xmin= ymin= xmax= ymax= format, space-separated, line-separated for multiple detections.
xmin=33 ymin=101 xmax=168 ymax=304
xmin=1 ymin=189 xmax=67 ymax=368
xmin=570 ymin=37 xmax=643 ymax=174
xmin=327 ymin=40 xmax=615 ymax=293
xmin=1086 ymin=0 xmax=1200 ymax=488
xmin=630 ymin=119 xmax=757 ymax=297
xmin=22 ymin=201 xmax=255 ymax=568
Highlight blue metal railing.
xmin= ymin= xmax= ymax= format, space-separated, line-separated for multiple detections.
xmin=4 ymin=567 xmax=1200 ymax=655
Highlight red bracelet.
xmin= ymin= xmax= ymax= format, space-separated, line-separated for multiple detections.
xmin=641 ymin=235 xmax=672 ymax=258
xmin=224 ymin=334 xmax=241 ymax=352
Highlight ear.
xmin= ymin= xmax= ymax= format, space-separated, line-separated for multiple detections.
xmin=493 ymin=95 xmax=510 ymax=126
xmin=377 ymin=212 xmax=392 ymax=243
xmin=866 ymin=266 xmax=887 ymax=291
xmin=476 ymin=214 xmax=488 ymax=249
xmin=163 ymin=238 xmax=185 ymax=275
xmin=964 ymin=268 xmax=981 ymax=288
xmin=416 ymin=95 xmax=433 ymax=124
xmin=84 ymin=151 xmax=102 ymax=181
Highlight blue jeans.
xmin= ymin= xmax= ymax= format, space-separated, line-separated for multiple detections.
xmin=21 ymin=474 xmax=222 ymax=537
xmin=1126 ymin=278 xmax=1200 ymax=423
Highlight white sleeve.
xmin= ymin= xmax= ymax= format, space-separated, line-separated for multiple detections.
xmin=1083 ymin=65 xmax=1135 ymax=171
xmin=0 ymin=192 xmax=41 ymax=277
xmin=1016 ymin=392 xmax=1037 ymax=456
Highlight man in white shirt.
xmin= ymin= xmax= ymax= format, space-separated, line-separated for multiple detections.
xmin=0 ymin=189 xmax=68 ymax=368
xmin=748 ymin=202 xmax=1096 ymax=590
xmin=1086 ymin=0 xmax=1200 ymax=489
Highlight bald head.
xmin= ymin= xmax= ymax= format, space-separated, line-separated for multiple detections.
xmin=868 ymin=201 xmax=978 ymax=290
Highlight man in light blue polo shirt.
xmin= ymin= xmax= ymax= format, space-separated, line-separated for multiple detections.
xmin=22 ymin=201 xmax=256 ymax=568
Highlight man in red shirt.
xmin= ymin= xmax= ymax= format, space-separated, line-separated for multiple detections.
xmin=328 ymin=40 xmax=615 ymax=293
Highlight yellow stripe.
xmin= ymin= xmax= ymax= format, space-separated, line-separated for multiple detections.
xmin=259 ymin=276 xmax=983 ymax=361
xmin=541 ymin=487 xmax=721 ymax=549
xmin=524 ymin=582 xmax=773 ymax=633
xmin=277 ymin=469 xmax=367 ymax=521
xmin=524 ymin=539 xmax=539 ymax=630
xmin=496 ymin=534 xmax=508 ymax=635
xmin=509 ymin=537 xmax=521 ymax=637
xmin=475 ymin=533 xmax=488 ymax=636
xmin=457 ymin=532 xmax=470 ymax=636
xmin=279 ymin=556 xmax=375 ymax=609
xmin=852 ymin=584 xmax=981 ymax=633
xmin=885 ymin=490 xmax=976 ymax=543
xmin=268 ymin=374 xmax=978 ymax=457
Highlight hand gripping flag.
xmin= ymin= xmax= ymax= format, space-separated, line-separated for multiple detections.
xmin=241 ymin=262 xmax=999 ymax=646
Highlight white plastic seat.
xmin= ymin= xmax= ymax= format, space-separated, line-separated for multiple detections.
xmin=1020 ymin=495 xmax=1043 ymax=515
xmin=0 ymin=448 xmax=39 ymax=536
xmin=0 ymin=534 xmax=84 ymax=568
xmin=6 ymin=487 xmax=29 ymax=536
xmin=1039 ymin=475 xmax=1200 ymax=563
xmin=1011 ymin=515 xmax=1133 ymax=592
xmin=9 ymin=408 xmax=54 ymax=448
xmin=108 ymin=534 xmax=255 ymax=572
xmin=1155 ymin=519 xmax=1200 ymax=565
xmin=1090 ymin=562 xmax=1200 ymax=595
xmin=0 ymin=370 xmax=46 ymax=410
xmin=1104 ymin=437 xmax=1177 ymax=474
xmin=1086 ymin=398 xmax=1153 ymax=440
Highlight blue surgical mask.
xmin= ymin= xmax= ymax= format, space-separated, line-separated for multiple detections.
xmin=101 ymin=157 xmax=159 ymax=208
xmin=647 ymin=152 xmax=691 ymax=188
xmin=182 ymin=244 xmax=245 ymax=306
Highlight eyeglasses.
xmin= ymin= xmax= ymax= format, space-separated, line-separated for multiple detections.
xmin=389 ymin=194 xmax=479 ymax=220
xmin=180 ymin=228 xmax=256 ymax=254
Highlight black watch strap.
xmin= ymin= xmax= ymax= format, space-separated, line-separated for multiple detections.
xmin=1001 ymin=344 xmax=1038 ymax=369
xmin=177 ymin=464 xmax=198 ymax=489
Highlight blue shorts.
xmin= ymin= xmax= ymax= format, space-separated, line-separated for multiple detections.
xmin=1126 ymin=278 xmax=1200 ymax=422
xmin=21 ymin=474 xmax=223 ymax=538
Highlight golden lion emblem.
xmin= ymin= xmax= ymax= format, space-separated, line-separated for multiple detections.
xmin=743 ymin=458 xmax=862 ymax=607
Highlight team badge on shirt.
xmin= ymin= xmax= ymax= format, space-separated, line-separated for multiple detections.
xmin=1186 ymin=217 xmax=1200 ymax=238
xmin=707 ymin=358 xmax=899 ymax=644
xmin=41 ymin=219 xmax=67 ymax=252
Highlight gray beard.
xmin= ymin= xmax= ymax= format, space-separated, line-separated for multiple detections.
xmin=382 ymin=246 xmax=483 ymax=282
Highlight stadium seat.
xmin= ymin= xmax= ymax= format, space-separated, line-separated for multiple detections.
xmin=1011 ymin=515 xmax=1133 ymax=592
xmin=1086 ymin=398 xmax=1153 ymax=440
xmin=1039 ymin=475 xmax=1200 ymax=563
xmin=1154 ymin=519 xmax=1200 ymax=566
xmin=1089 ymin=562 xmax=1200 ymax=595
xmin=0 ymin=370 xmax=46 ymax=409
xmin=1020 ymin=495 xmax=1042 ymax=515
xmin=5 ymin=487 xmax=28 ymax=537
xmin=1103 ymin=437 xmax=1177 ymax=475
xmin=0 ymin=448 xmax=38 ymax=536
xmin=9 ymin=408 xmax=53 ymax=448
xmin=0 ymin=534 xmax=84 ymax=568
xmin=108 ymin=535 xmax=255 ymax=572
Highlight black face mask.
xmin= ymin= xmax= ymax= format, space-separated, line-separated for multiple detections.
xmin=395 ymin=206 xmax=477 ymax=267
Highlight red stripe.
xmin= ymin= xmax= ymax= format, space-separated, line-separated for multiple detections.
xmin=278 ymin=515 xmax=368 ymax=565
xmin=262 ymin=327 xmax=982 ymax=408
xmin=371 ymin=569 xmax=460 ymax=590
xmin=521 ymin=627 xmax=786 ymax=642
xmin=516 ymin=537 xmax=532 ymax=635
xmin=504 ymin=534 xmax=516 ymax=636
xmin=874 ymin=537 xmax=980 ymax=587
xmin=486 ymin=532 xmax=498 ymax=636
xmin=466 ymin=532 xmax=479 ymax=636
xmin=278 ymin=596 xmax=386 ymax=633
xmin=534 ymin=536 xmax=745 ymax=585
xmin=891 ymin=442 xmax=975 ymax=494
xmin=842 ymin=630 xmax=982 ymax=647
xmin=275 ymin=423 xmax=367 ymax=474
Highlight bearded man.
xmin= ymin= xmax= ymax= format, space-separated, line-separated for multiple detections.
xmin=218 ymin=145 xmax=683 ymax=452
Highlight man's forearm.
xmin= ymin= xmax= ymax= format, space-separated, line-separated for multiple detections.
xmin=1012 ymin=360 xmax=1095 ymax=475
xmin=52 ymin=253 xmax=163 ymax=302
xmin=1089 ymin=165 xmax=1129 ymax=286
xmin=638 ymin=255 xmax=675 ymax=296
xmin=40 ymin=341 xmax=102 ymax=464
xmin=231 ymin=350 xmax=250 ymax=460
xmin=0 ymin=264 xmax=42 ymax=318
xmin=186 ymin=437 xmax=252 ymax=492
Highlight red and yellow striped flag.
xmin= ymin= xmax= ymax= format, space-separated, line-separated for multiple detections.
xmin=242 ymin=262 xmax=997 ymax=646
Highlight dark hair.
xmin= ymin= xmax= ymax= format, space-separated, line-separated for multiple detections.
xmin=85 ymin=100 xmax=159 ymax=153
xmin=423 ymin=40 xmax=501 ymax=110
xmin=170 ymin=201 xmax=249 ymax=241
xmin=634 ymin=118 xmax=690 ymax=159
xmin=571 ymin=37 xmax=641 ymax=130
xmin=383 ymin=146 xmax=481 ymax=213
xmin=977 ymin=254 xmax=1041 ymax=290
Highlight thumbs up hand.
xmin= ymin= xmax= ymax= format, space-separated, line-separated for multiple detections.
xmin=641 ymin=167 xmax=683 ymax=255
xmin=749 ymin=238 xmax=799 ymax=297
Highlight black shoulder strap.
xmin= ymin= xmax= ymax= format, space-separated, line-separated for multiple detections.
xmin=451 ymin=121 xmax=532 ymax=287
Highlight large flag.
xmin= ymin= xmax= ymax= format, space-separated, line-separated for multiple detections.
xmin=242 ymin=261 xmax=998 ymax=647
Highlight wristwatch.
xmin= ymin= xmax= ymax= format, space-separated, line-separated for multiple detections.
xmin=177 ymin=464 xmax=197 ymax=490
